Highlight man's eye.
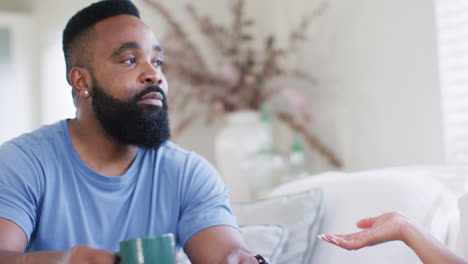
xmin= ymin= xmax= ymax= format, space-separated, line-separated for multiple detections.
xmin=122 ymin=58 xmax=136 ymax=64
xmin=153 ymin=60 xmax=164 ymax=67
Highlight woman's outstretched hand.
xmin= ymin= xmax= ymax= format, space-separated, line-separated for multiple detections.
xmin=317 ymin=211 xmax=467 ymax=264
xmin=318 ymin=212 xmax=409 ymax=250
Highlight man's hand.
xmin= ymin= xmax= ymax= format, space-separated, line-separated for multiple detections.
xmin=0 ymin=218 xmax=117 ymax=264
xmin=19 ymin=245 xmax=117 ymax=264
xmin=222 ymin=249 xmax=258 ymax=264
xmin=60 ymin=245 xmax=118 ymax=264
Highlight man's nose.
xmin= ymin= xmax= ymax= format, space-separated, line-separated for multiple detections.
xmin=140 ymin=62 xmax=163 ymax=86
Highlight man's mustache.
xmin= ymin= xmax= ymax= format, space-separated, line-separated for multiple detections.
xmin=132 ymin=85 xmax=166 ymax=102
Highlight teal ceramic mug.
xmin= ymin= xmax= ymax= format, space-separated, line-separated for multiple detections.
xmin=117 ymin=233 xmax=176 ymax=264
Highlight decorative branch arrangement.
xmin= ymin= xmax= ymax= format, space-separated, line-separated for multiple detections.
xmin=144 ymin=0 xmax=341 ymax=167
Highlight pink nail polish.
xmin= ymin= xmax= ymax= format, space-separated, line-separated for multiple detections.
xmin=330 ymin=238 xmax=341 ymax=245
xmin=331 ymin=234 xmax=346 ymax=242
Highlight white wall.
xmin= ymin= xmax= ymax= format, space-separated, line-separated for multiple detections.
xmin=162 ymin=0 xmax=445 ymax=172
xmin=0 ymin=0 xmax=31 ymax=12
xmin=306 ymin=0 xmax=445 ymax=171
xmin=0 ymin=12 xmax=35 ymax=144
xmin=0 ymin=0 xmax=445 ymax=172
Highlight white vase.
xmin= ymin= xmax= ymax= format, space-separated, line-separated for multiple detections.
xmin=215 ymin=110 xmax=279 ymax=202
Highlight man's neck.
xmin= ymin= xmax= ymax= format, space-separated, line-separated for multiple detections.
xmin=67 ymin=118 xmax=139 ymax=177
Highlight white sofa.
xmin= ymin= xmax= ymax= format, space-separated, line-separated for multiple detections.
xmin=177 ymin=166 xmax=467 ymax=263
xmin=260 ymin=166 xmax=466 ymax=263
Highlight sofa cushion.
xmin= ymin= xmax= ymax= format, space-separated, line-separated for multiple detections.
xmin=231 ymin=188 xmax=324 ymax=264
xmin=269 ymin=169 xmax=459 ymax=264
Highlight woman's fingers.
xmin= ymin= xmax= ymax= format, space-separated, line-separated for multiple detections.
xmin=318 ymin=234 xmax=339 ymax=245
xmin=319 ymin=212 xmax=409 ymax=250
xmin=318 ymin=233 xmax=369 ymax=250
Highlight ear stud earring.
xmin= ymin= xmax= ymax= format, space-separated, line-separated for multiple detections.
xmin=84 ymin=90 xmax=89 ymax=96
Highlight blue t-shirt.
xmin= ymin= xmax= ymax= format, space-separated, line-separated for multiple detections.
xmin=0 ymin=120 xmax=237 ymax=252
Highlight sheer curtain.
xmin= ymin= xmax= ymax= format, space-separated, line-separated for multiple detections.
xmin=435 ymin=0 xmax=468 ymax=165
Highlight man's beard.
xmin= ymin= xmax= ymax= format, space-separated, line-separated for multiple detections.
xmin=91 ymin=77 xmax=171 ymax=149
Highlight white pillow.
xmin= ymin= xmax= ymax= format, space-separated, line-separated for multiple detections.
xmin=240 ymin=224 xmax=288 ymax=262
xmin=231 ymin=188 xmax=324 ymax=264
xmin=175 ymin=224 xmax=288 ymax=264
xmin=269 ymin=170 xmax=459 ymax=264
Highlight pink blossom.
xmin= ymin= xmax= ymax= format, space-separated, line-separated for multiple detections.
xmin=280 ymin=87 xmax=311 ymax=112
xmin=221 ymin=64 xmax=240 ymax=86
xmin=244 ymin=74 xmax=257 ymax=86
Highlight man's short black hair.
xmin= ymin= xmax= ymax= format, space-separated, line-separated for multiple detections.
xmin=62 ymin=0 xmax=140 ymax=84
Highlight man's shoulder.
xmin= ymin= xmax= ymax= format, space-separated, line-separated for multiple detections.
xmin=0 ymin=120 xmax=67 ymax=157
xmin=157 ymin=141 xmax=210 ymax=166
xmin=160 ymin=141 xmax=192 ymax=155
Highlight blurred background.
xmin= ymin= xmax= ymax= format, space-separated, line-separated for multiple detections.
xmin=0 ymin=0 xmax=464 ymax=179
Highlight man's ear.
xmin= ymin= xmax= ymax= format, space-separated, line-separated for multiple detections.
xmin=70 ymin=67 xmax=92 ymax=98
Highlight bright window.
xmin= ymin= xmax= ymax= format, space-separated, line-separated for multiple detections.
xmin=436 ymin=0 xmax=468 ymax=164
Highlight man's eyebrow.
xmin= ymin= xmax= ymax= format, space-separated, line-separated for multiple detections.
xmin=111 ymin=42 xmax=165 ymax=57
xmin=154 ymin=45 xmax=164 ymax=55
xmin=111 ymin=42 xmax=141 ymax=57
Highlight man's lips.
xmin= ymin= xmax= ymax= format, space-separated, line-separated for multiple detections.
xmin=137 ymin=92 xmax=164 ymax=106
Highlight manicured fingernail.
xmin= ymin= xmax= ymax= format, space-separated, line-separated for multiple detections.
xmin=320 ymin=235 xmax=331 ymax=243
xmin=330 ymin=234 xmax=346 ymax=242
xmin=330 ymin=238 xmax=340 ymax=245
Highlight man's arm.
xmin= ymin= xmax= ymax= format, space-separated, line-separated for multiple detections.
xmin=0 ymin=217 xmax=30 ymax=262
xmin=0 ymin=218 xmax=27 ymax=252
xmin=184 ymin=226 xmax=258 ymax=264
xmin=0 ymin=218 xmax=116 ymax=264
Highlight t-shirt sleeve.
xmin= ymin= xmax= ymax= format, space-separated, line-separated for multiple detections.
xmin=0 ymin=141 xmax=43 ymax=241
xmin=177 ymin=153 xmax=238 ymax=247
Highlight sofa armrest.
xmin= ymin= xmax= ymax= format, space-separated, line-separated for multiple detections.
xmin=456 ymin=192 xmax=468 ymax=259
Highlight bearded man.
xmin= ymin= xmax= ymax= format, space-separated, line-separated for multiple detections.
xmin=0 ymin=1 xmax=267 ymax=263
